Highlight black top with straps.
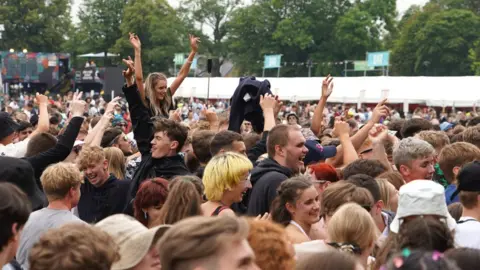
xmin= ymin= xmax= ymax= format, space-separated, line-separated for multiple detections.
xmin=211 ymin=206 xmax=229 ymax=216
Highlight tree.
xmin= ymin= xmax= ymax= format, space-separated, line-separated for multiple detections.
xmin=469 ymin=40 xmax=480 ymax=75
xmin=391 ymin=4 xmax=439 ymax=75
xmin=227 ymin=3 xmax=280 ymax=75
xmin=333 ymin=7 xmax=382 ymax=61
xmin=431 ymin=0 xmax=480 ymax=15
xmin=392 ymin=4 xmax=480 ymax=76
xmin=179 ymin=0 xmax=240 ymax=76
xmin=114 ymin=0 xmax=188 ymax=75
xmin=0 ymin=0 xmax=72 ymax=52
xmin=77 ymin=0 xmax=126 ymax=62
xmin=414 ymin=9 xmax=480 ymax=75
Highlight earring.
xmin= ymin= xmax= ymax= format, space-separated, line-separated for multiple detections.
xmin=143 ymin=211 xmax=148 ymax=220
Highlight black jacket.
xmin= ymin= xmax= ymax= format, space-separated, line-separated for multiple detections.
xmin=24 ymin=116 xmax=84 ymax=192
xmin=228 ymin=77 xmax=272 ymax=133
xmin=78 ymin=174 xmax=130 ymax=223
xmin=247 ymin=158 xmax=293 ymax=216
xmin=0 ymin=157 xmax=45 ymax=211
xmin=122 ymin=84 xmax=189 ymax=214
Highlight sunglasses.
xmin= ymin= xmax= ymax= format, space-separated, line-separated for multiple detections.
xmin=108 ymin=134 xmax=129 ymax=146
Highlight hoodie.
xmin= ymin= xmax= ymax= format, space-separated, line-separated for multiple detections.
xmin=247 ymin=158 xmax=293 ymax=216
xmin=78 ymin=174 xmax=130 ymax=223
xmin=228 ymin=77 xmax=272 ymax=133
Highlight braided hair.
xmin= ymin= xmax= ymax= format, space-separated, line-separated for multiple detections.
xmin=270 ymin=176 xmax=313 ymax=226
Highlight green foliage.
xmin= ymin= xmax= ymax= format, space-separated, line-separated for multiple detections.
xmin=333 ymin=7 xmax=381 ymax=60
xmin=4 ymin=0 xmax=479 ymax=77
xmin=469 ymin=40 xmax=480 ymax=75
xmin=113 ymin=0 xmax=188 ymax=75
xmin=392 ymin=4 xmax=480 ymax=76
xmin=77 ymin=0 xmax=126 ymax=58
xmin=0 ymin=0 xmax=72 ymax=52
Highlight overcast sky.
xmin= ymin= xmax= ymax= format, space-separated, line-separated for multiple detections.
xmin=71 ymin=0 xmax=430 ymax=23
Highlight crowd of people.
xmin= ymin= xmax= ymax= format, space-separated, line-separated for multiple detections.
xmin=2 ymin=33 xmax=480 ymax=270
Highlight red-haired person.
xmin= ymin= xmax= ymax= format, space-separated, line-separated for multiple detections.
xmin=308 ymin=162 xmax=340 ymax=196
xmin=307 ymin=162 xmax=339 ymax=241
xmin=133 ymin=178 xmax=169 ymax=228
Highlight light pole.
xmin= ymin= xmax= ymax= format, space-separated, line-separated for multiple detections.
xmin=307 ymin=59 xmax=313 ymax=77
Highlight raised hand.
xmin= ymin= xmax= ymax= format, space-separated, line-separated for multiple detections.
xmin=70 ymin=99 xmax=87 ymax=117
xmin=122 ymin=56 xmax=135 ymax=79
xmin=129 ymin=32 xmax=141 ymax=51
xmin=72 ymin=90 xmax=83 ymax=101
xmin=260 ymin=94 xmax=276 ymax=111
xmin=333 ymin=121 xmax=350 ymax=137
xmin=322 ymin=74 xmax=334 ymax=98
xmin=189 ymin=34 xmax=200 ymax=52
xmin=371 ymin=99 xmax=390 ymax=124
xmin=369 ymin=124 xmax=389 ymax=145
xmin=201 ymin=107 xmax=218 ymax=123
xmin=105 ymin=97 xmax=121 ymax=116
xmin=169 ymin=109 xmax=182 ymax=122
xmin=35 ymin=93 xmax=49 ymax=105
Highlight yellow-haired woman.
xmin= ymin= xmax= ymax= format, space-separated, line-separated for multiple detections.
xmin=202 ymin=152 xmax=253 ymax=217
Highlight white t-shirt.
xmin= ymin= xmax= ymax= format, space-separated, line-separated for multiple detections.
xmin=16 ymin=208 xmax=85 ymax=270
xmin=0 ymin=138 xmax=30 ymax=158
xmin=455 ymin=216 xmax=480 ymax=249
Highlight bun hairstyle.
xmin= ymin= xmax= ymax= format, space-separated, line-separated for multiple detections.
xmin=270 ymin=176 xmax=313 ymax=226
xmin=327 ymin=242 xmax=362 ymax=255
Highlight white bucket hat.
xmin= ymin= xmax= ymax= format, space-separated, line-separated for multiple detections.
xmin=95 ymin=214 xmax=171 ymax=270
xmin=389 ymin=180 xmax=456 ymax=233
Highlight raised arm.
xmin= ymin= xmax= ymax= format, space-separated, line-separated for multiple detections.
xmin=30 ymin=93 xmax=50 ymax=137
xmin=311 ymin=75 xmax=333 ymax=136
xmin=246 ymin=94 xmax=281 ymax=164
xmin=129 ymin=33 xmax=145 ymax=103
xmin=122 ymin=58 xmax=153 ymax=155
xmin=83 ymin=97 xmax=120 ymax=147
xmin=332 ymin=121 xmax=358 ymax=166
xmin=327 ymin=99 xmax=390 ymax=167
xmin=26 ymin=99 xmax=86 ymax=183
xmin=169 ymin=35 xmax=200 ymax=95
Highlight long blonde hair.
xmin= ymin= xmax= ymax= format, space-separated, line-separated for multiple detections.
xmin=145 ymin=72 xmax=169 ymax=116
xmin=327 ymin=203 xmax=380 ymax=255
xmin=104 ymin=147 xmax=126 ymax=180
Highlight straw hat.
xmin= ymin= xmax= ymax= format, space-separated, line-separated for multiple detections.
xmin=95 ymin=214 xmax=171 ymax=270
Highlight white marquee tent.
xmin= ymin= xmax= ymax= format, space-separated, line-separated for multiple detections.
xmin=168 ymin=76 xmax=480 ymax=108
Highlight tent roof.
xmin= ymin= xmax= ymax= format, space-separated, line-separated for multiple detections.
xmin=169 ymin=76 xmax=480 ymax=107
xmin=78 ymin=52 xmax=119 ymax=58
